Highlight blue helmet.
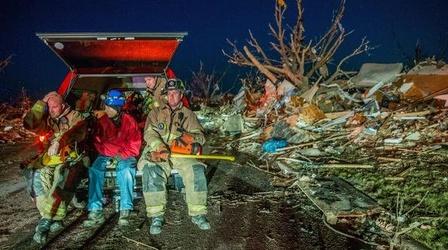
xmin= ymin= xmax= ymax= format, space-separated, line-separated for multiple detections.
xmin=104 ymin=89 xmax=125 ymax=107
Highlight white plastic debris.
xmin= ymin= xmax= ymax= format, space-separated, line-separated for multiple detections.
xmin=298 ymin=148 xmax=324 ymax=157
xmin=299 ymin=175 xmax=312 ymax=182
xmin=3 ymin=126 xmax=13 ymax=132
xmin=364 ymin=81 xmax=387 ymax=99
xmin=384 ymin=138 xmax=403 ymax=144
xmin=320 ymin=111 xmax=354 ymax=129
xmin=399 ymin=82 xmax=413 ymax=94
xmin=405 ymin=132 xmax=421 ymax=141
xmin=277 ymin=161 xmax=294 ymax=175
xmin=222 ymin=114 xmax=244 ymax=135
xmin=363 ymin=127 xmax=378 ymax=136
xmin=232 ymin=87 xmax=246 ymax=111
xmin=350 ymin=63 xmax=403 ymax=87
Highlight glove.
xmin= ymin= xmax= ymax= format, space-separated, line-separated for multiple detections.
xmin=47 ymin=140 xmax=60 ymax=156
xmin=150 ymin=151 xmax=170 ymax=162
xmin=175 ymin=133 xmax=195 ymax=147
xmin=148 ymin=145 xmax=170 ymax=162
xmin=93 ymin=110 xmax=106 ymax=118
xmin=42 ymin=91 xmax=60 ymax=103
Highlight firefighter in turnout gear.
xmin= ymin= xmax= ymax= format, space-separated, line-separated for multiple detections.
xmin=138 ymin=79 xmax=211 ymax=235
xmin=141 ymin=69 xmax=189 ymax=122
xmin=22 ymin=91 xmax=87 ymax=244
xmin=142 ymin=75 xmax=166 ymax=115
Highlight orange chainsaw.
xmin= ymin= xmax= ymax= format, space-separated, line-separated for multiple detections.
xmin=170 ymin=133 xmax=202 ymax=155
xmin=169 ymin=133 xmax=235 ymax=161
xmin=170 ymin=141 xmax=202 ymax=155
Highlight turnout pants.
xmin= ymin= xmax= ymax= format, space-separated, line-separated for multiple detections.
xmin=24 ymin=157 xmax=83 ymax=221
xmin=142 ymin=158 xmax=207 ymax=218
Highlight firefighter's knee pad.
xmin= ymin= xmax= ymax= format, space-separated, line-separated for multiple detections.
xmin=142 ymin=165 xmax=165 ymax=192
xmin=192 ymin=165 xmax=207 ymax=192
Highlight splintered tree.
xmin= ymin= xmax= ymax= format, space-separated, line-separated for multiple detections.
xmin=224 ymin=0 xmax=371 ymax=92
xmin=189 ymin=61 xmax=225 ymax=105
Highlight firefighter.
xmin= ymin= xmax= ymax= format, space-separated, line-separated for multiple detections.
xmin=142 ymin=75 xmax=166 ymax=115
xmin=22 ymin=91 xmax=87 ymax=244
xmin=138 ymin=79 xmax=210 ymax=235
xmin=83 ymin=89 xmax=142 ymax=227
xmin=142 ymin=69 xmax=189 ymax=119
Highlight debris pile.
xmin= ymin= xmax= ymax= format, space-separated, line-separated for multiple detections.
xmin=197 ymin=59 xmax=448 ymax=249
xmin=0 ymin=97 xmax=34 ymax=144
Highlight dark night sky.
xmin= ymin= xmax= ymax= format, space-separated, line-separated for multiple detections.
xmin=1 ymin=0 xmax=448 ymax=100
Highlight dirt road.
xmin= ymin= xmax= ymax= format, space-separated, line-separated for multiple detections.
xmin=0 ymin=143 xmax=367 ymax=250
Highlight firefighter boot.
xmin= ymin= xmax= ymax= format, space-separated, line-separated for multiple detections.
xmin=49 ymin=220 xmax=63 ymax=233
xmin=191 ymin=215 xmax=211 ymax=230
xmin=83 ymin=211 xmax=105 ymax=227
xmin=33 ymin=218 xmax=52 ymax=244
xmin=149 ymin=216 xmax=164 ymax=235
xmin=71 ymin=194 xmax=86 ymax=209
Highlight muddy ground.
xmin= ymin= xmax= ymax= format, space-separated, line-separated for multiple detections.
xmin=0 ymin=142 xmax=368 ymax=250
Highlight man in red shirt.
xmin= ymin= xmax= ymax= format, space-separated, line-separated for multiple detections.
xmin=83 ymin=89 xmax=142 ymax=227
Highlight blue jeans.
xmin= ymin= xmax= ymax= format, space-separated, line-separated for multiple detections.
xmin=87 ymin=155 xmax=136 ymax=211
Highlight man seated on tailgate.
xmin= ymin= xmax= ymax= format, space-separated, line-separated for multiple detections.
xmin=83 ymin=89 xmax=142 ymax=227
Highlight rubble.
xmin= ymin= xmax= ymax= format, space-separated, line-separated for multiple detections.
xmin=0 ymin=102 xmax=34 ymax=144
xmin=193 ymin=59 xmax=448 ymax=249
xmin=399 ymin=74 xmax=448 ymax=101
xmin=398 ymin=60 xmax=448 ymax=102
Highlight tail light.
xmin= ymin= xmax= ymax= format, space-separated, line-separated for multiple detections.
xmin=36 ymin=132 xmax=52 ymax=144
xmin=35 ymin=133 xmax=51 ymax=153
xmin=39 ymin=135 xmax=46 ymax=143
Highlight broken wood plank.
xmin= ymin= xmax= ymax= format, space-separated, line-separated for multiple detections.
xmin=384 ymin=177 xmax=405 ymax=181
xmin=392 ymin=110 xmax=431 ymax=120
xmin=319 ymin=164 xmax=374 ymax=169
xmin=377 ymin=157 xmax=402 ymax=162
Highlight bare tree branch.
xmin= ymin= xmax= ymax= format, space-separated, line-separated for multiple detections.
xmin=0 ymin=55 xmax=13 ymax=71
xmin=223 ymin=0 xmax=369 ymax=98
xmin=248 ymin=30 xmax=273 ymax=66
xmin=324 ymin=37 xmax=373 ymax=84
xmin=243 ymin=46 xmax=278 ymax=84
